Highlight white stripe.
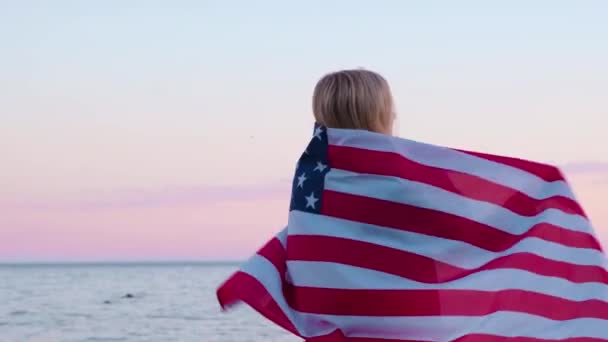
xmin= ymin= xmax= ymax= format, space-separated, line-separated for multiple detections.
xmin=286 ymin=261 xmax=608 ymax=302
xmin=288 ymin=211 xmax=607 ymax=269
xmin=325 ymin=168 xmax=591 ymax=234
xmin=301 ymin=313 xmax=608 ymax=340
xmin=238 ymin=254 xmax=608 ymax=340
xmin=240 ymin=253 xmax=335 ymax=337
xmin=327 ymin=128 xmax=576 ymax=201
xmin=276 ymin=227 xmax=288 ymax=248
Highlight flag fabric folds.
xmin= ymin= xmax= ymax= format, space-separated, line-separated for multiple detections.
xmin=216 ymin=124 xmax=608 ymax=341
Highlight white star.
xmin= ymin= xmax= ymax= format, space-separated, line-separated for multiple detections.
xmin=305 ymin=192 xmax=318 ymax=209
xmin=314 ymin=127 xmax=323 ymax=140
xmin=313 ymin=161 xmax=327 ymax=172
xmin=296 ymin=172 xmax=307 ymax=188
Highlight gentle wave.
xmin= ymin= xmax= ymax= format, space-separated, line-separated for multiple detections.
xmin=0 ymin=264 xmax=297 ymax=342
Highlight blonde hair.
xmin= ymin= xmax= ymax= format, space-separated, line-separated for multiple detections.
xmin=312 ymin=69 xmax=395 ymax=134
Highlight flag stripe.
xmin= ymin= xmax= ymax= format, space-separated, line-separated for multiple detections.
xmin=456 ymin=149 xmax=565 ymax=182
xmin=286 ymin=261 xmax=608 ymax=301
xmin=327 ymin=128 xmax=575 ymax=201
xmin=452 ymin=336 xmax=608 ymax=342
xmin=321 ymin=187 xmax=601 ymax=255
xmin=217 ymin=271 xmax=299 ymax=336
xmin=307 ymin=332 xmax=608 ymax=342
xmin=287 ymin=234 xmax=608 ymax=284
xmin=328 ymin=145 xmax=586 ymax=218
xmin=288 ymin=211 xmax=607 ymax=275
xmin=276 ymin=227 xmax=288 ymax=248
xmin=239 ymin=253 xmax=339 ymax=338
xmin=232 ymin=246 xmax=608 ymax=340
xmin=257 ymin=236 xmax=287 ymax=277
xmin=307 ymin=331 xmax=608 ymax=342
xmin=302 ymin=316 xmax=608 ymax=341
xmin=325 ymin=169 xmax=590 ymax=237
xmin=285 ymin=286 xmax=608 ymax=319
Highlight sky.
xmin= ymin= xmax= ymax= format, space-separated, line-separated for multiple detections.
xmin=1 ymin=0 xmax=607 ymax=262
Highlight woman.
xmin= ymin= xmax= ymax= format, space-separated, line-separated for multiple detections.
xmin=312 ymin=68 xmax=396 ymax=136
xmin=217 ymin=69 xmax=607 ymax=342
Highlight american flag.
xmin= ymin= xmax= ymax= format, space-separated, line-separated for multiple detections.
xmin=217 ymin=124 xmax=608 ymax=341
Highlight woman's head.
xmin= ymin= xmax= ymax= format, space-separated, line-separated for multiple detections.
xmin=312 ymin=68 xmax=395 ymax=135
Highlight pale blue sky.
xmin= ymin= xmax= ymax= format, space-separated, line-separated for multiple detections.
xmin=1 ymin=1 xmax=607 ymax=260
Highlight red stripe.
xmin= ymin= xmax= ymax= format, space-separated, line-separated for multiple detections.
xmin=306 ymin=329 xmax=427 ymax=341
xmin=257 ymin=237 xmax=287 ymax=277
xmin=453 ymin=336 xmax=608 ymax=342
xmin=287 ymin=235 xmax=608 ymax=284
xmin=321 ymin=190 xmax=601 ymax=252
xmin=328 ymin=145 xmax=586 ymax=218
xmin=216 ymin=271 xmax=300 ymax=336
xmin=285 ymin=286 xmax=608 ymax=320
xmin=455 ymin=149 xmax=564 ymax=183
xmin=307 ymin=331 xmax=608 ymax=342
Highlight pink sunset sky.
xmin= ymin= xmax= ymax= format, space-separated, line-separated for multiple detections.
xmin=1 ymin=1 xmax=607 ymax=262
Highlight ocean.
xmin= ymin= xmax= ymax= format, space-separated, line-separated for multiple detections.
xmin=0 ymin=263 xmax=299 ymax=342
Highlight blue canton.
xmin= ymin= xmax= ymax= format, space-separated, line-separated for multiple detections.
xmin=289 ymin=124 xmax=330 ymax=213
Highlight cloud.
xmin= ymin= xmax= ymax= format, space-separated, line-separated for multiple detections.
xmin=4 ymin=161 xmax=607 ymax=211
xmin=0 ymin=179 xmax=293 ymax=211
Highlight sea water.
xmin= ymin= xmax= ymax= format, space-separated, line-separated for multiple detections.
xmin=0 ymin=263 xmax=298 ymax=341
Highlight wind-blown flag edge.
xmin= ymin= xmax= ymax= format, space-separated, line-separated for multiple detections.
xmin=216 ymin=124 xmax=608 ymax=342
